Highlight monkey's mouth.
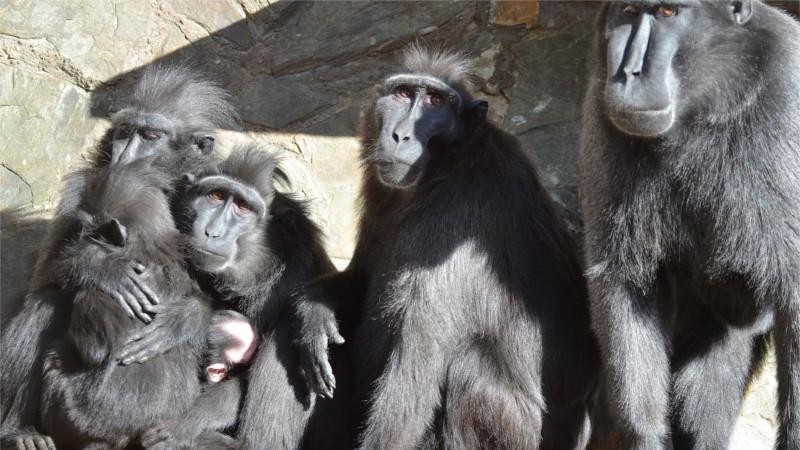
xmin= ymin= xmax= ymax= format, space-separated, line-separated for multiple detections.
xmin=376 ymin=160 xmax=420 ymax=188
xmin=194 ymin=247 xmax=228 ymax=259
xmin=190 ymin=247 xmax=233 ymax=272
xmin=607 ymin=104 xmax=675 ymax=138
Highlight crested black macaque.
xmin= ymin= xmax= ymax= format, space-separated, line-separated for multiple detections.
xmin=140 ymin=147 xmax=337 ymax=449
xmin=580 ymin=2 xmax=800 ymax=449
xmin=0 ymin=65 xmax=238 ymax=449
xmin=296 ymin=45 xmax=599 ymax=449
xmin=38 ymin=160 xmax=213 ymax=449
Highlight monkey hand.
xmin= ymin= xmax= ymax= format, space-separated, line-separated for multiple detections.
xmin=140 ymin=421 xmax=195 ymax=450
xmin=295 ymin=301 xmax=344 ymax=399
xmin=117 ymin=302 xmax=187 ymax=365
xmin=0 ymin=429 xmax=55 ymax=450
xmin=97 ymin=260 xmax=162 ymax=325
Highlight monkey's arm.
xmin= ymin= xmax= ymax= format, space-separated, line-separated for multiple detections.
xmin=140 ymin=378 xmax=243 ymax=449
xmin=1 ymin=212 xmax=79 ymax=436
xmin=60 ymin=249 xmax=162 ymax=324
xmin=293 ymin=269 xmax=365 ymax=397
xmin=118 ymin=292 xmax=211 ymax=365
xmin=68 ymin=290 xmax=133 ymax=367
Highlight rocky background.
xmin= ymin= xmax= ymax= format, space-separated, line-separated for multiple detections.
xmin=2 ymin=1 xmax=798 ymax=448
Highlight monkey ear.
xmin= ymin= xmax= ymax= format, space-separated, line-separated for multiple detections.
xmin=471 ymin=100 xmax=489 ymax=124
xmin=729 ymin=0 xmax=752 ymax=24
xmin=193 ymin=134 xmax=216 ymax=155
xmin=97 ymin=218 xmax=127 ymax=247
xmin=178 ymin=173 xmax=196 ymax=192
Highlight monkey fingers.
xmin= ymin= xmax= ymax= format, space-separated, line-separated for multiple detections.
xmin=118 ymin=324 xmax=173 ymax=365
xmin=326 ymin=320 xmax=345 ymax=346
xmin=140 ymin=425 xmax=183 ymax=450
xmin=114 ymin=285 xmax=154 ymax=324
xmin=300 ymin=335 xmax=336 ymax=398
xmin=127 ymin=263 xmax=161 ymax=305
xmin=16 ymin=433 xmax=55 ymax=450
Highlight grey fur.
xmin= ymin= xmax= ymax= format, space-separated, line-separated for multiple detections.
xmin=580 ymin=2 xmax=800 ymax=449
xmin=38 ymin=160 xmax=213 ymax=449
xmin=145 ymin=146 xmax=338 ymax=449
xmin=297 ymin=45 xmax=599 ymax=449
xmin=0 ymin=65 xmax=237 ymax=449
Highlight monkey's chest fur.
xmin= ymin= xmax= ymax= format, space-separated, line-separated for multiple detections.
xmin=600 ymin=134 xmax=800 ymax=318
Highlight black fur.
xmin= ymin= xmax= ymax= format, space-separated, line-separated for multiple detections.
xmin=580 ymin=2 xmax=800 ymax=449
xmin=38 ymin=160 xmax=212 ymax=449
xmin=0 ymin=65 xmax=238 ymax=449
xmin=148 ymin=146 xmax=337 ymax=449
xmin=297 ymin=45 xmax=599 ymax=449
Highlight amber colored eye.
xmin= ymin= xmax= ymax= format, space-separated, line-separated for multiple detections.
xmin=657 ymin=6 xmax=676 ymax=17
xmin=428 ymin=93 xmax=444 ymax=107
xmin=623 ymin=4 xmax=643 ymax=16
xmin=233 ymin=198 xmax=251 ymax=215
xmin=395 ymin=86 xmax=413 ymax=99
xmin=207 ymin=190 xmax=225 ymax=203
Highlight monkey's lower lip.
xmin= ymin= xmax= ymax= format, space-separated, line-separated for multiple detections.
xmin=608 ymin=105 xmax=675 ymax=137
xmin=377 ymin=160 xmax=412 ymax=169
xmin=194 ymin=248 xmax=227 ymax=259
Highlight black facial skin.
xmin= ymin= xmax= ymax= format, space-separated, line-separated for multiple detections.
xmin=582 ymin=1 xmax=800 ymax=449
xmin=0 ymin=65 xmax=238 ymax=450
xmin=185 ymin=175 xmax=267 ymax=274
xmin=372 ymin=74 xmax=485 ymax=187
xmin=602 ymin=0 xmax=754 ymax=137
xmin=296 ymin=46 xmax=598 ymax=450
xmin=109 ymin=110 xmax=216 ymax=168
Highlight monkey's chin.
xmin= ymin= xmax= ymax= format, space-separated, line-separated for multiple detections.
xmin=190 ymin=249 xmax=233 ymax=274
xmin=375 ymin=162 xmax=421 ymax=189
xmin=608 ymin=105 xmax=675 ymax=138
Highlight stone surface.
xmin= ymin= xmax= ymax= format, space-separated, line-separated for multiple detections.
xmin=491 ymin=0 xmax=540 ymax=28
xmin=2 ymin=1 xmax=793 ymax=447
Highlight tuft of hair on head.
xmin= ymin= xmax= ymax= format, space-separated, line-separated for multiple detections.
xmin=218 ymin=144 xmax=283 ymax=199
xmin=81 ymin=159 xmax=175 ymax=232
xmin=113 ymin=63 xmax=240 ymax=131
xmin=399 ymin=42 xmax=474 ymax=88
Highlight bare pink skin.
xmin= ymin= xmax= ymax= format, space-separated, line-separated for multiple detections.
xmin=205 ymin=319 xmax=258 ymax=383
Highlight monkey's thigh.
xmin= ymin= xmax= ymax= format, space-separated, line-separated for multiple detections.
xmin=670 ymin=304 xmax=770 ymax=450
xmin=40 ymin=351 xmax=133 ymax=450
xmin=439 ymin=341 xmax=543 ymax=450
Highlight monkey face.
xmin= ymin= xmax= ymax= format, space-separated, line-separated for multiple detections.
xmin=601 ymin=0 xmax=754 ymax=137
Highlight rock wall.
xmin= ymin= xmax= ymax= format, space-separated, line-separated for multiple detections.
xmin=3 ymin=1 xmax=796 ymax=448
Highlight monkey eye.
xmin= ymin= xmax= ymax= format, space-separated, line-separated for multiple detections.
xmin=656 ymin=6 xmax=677 ymax=17
xmin=140 ymin=129 xmax=164 ymax=141
xmin=623 ymin=4 xmax=643 ymax=16
xmin=394 ymin=85 xmax=413 ymax=101
xmin=207 ymin=190 xmax=225 ymax=203
xmin=233 ymin=198 xmax=251 ymax=215
xmin=426 ymin=93 xmax=444 ymax=107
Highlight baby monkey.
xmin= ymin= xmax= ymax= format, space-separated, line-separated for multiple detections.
xmin=205 ymin=310 xmax=259 ymax=383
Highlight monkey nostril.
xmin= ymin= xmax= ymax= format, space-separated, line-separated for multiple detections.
xmin=402 ymin=136 xmax=410 ymax=142
xmin=632 ymin=70 xmax=642 ymax=77
xmin=392 ymin=133 xmax=400 ymax=143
